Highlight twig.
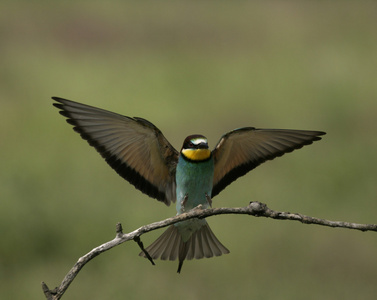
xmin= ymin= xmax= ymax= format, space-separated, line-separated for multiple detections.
xmin=41 ymin=201 xmax=377 ymax=299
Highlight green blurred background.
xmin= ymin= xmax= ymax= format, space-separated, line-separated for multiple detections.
xmin=1 ymin=1 xmax=377 ymax=299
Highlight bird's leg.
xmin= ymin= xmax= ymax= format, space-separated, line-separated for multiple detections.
xmin=180 ymin=194 xmax=188 ymax=212
xmin=205 ymin=193 xmax=212 ymax=207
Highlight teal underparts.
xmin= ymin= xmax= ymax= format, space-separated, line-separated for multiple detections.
xmin=175 ymin=155 xmax=214 ymax=214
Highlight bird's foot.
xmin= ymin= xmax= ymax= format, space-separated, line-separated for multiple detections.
xmin=193 ymin=204 xmax=204 ymax=210
xmin=205 ymin=193 xmax=212 ymax=207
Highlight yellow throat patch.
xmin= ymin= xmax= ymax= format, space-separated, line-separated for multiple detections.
xmin=181 ymin=148 xmax=211 ymax=161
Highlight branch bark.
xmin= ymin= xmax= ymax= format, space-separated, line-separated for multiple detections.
xmin=42 ymin=201 xmax=377 ymax=299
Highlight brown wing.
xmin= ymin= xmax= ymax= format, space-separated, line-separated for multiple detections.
xmin=53 ymin=97 xmax=178 ymax=206
xmin=212 ymin=127 xmax=325 ymax=198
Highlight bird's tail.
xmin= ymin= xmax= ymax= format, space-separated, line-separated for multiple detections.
xmin=139 ymin=221 xmax=229 ymax=273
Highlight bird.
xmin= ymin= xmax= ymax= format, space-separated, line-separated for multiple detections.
xmin=52 ymin=96 xmax=325 ymax=273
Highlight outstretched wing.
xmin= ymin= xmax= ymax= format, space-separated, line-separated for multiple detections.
xmin=211 ymin=127 xmax=325 ymax=198
xmin=53 ymin=97 xmax=178 ymax=206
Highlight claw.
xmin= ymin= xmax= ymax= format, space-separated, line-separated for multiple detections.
xmin=180 ymin=194 xmax=188 ymax=212
xmin=205 ymin=193 xmax=212 ymax=207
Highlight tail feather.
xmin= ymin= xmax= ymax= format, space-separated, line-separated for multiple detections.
xmin=160 ymin=227 xmax=180 ymax=261
xmin=203 ymin=224 xmax=230 ymax=256
xmin=193 ymin=230 xmax=204 ymax=259
xmin=139 ymin=221 xmax=229 ymax=272
xmin=200 ymin=225 xmax=216 ymax=258
xmin=178 ymin=241 xmax=190 ymax=272
xmin=143 ymin=225 xmax=178 ymax=261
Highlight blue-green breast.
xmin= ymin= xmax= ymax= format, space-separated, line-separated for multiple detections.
xmin=175 ymin=154 xmax=214 ymax=214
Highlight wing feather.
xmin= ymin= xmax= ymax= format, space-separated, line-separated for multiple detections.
xmin=212 ymin=128 xmax=325 ymax=198
xmin=53 ymin=97 xmax=178 ymax=205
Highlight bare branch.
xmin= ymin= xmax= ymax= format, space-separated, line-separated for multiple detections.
xmin=42 ymin=201 xmax=377 ymax=299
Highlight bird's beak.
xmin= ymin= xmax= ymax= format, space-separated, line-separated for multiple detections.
xmin=197 ymin=142 xmax=209 ymax=149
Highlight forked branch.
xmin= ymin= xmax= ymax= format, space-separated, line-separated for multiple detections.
xmin=42 ymin=201 xmax=377 ymax=300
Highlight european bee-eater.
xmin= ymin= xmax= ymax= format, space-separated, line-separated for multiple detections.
xmin=53 ymin=97 xmax=325 ymax=273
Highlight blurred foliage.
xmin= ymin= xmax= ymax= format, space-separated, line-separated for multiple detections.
xmin=1 ymin=1 xmax=377 ymax=299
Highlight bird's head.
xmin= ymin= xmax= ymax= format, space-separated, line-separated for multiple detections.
xmin=180 ymin=135 xmax=211 ymax=161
